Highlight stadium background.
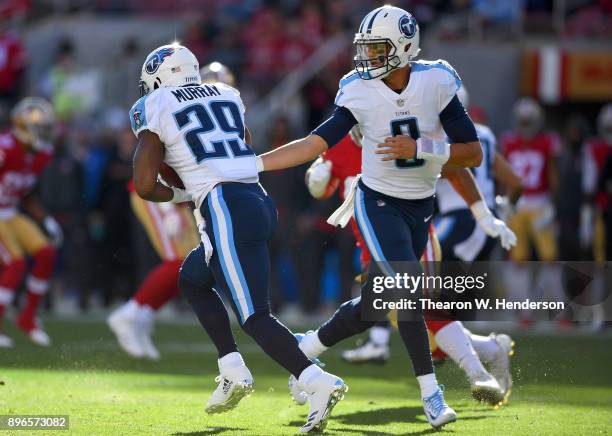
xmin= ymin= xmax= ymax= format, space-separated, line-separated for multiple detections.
xmin=1 ymin=0 xmax=611 ymax=321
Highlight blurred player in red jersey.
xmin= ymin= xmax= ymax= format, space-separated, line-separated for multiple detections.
xmin=107 ymin=180 xmax=198 ymax=360
xmin=302 ymin=127 xmax=513 ymax=405
xmin=501 ymin=98 xmax=560 ymax=262
xmin=581 ymin=103 xmax=612 ymax=261
xmin=501 ymin=98 xmax=564 ymax=326
xmin=107 ymin=62 xmax=233 ymax=360
xmin=0 ymin=97 xmax=62 ymax=348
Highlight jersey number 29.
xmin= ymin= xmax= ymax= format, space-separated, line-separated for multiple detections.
xmin=390 ymin=117 xmax=425 ymax=169
xmin=173 ymin=101 xmax=253 ymax=163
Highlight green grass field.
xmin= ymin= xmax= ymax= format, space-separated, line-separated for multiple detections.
xmin=0 ymin=319 xmax=611 ymax=435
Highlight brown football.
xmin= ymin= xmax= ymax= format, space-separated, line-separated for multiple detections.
xmin=159 ymin=163 xmax=184 ymax=189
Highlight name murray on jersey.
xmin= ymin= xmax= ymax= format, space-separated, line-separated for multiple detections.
xmin=171 ymin=84 xmax=221 ymax=103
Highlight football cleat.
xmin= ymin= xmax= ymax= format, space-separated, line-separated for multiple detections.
xmin=422 ymin=386 xmax=456 ymax=429
xmin=107 ymin=308 xmax=146 ymax=358
xmin=489 ymin=333 xmax=514 ymax=404
xmin=469 ymin=371 xmax=504 ymax=405
xmin=289 ymin=332 xmax=326 ymax=405
xmin=341 ymin=341 xmax=390 ymax=365
xmin=0 ymin=334 xmax=13 ymax=348
xmin=205 ymin=366 xmax=254 ymax=414
xmin=289 ymin=375 xmax=308 ymax=405
xmin=137 ymin=309 xmax=160 ymax=361
xmin=16 ymin=317 xmax=51 ymax=347
xmin=300 ymin=373 xmax=348 ymax=433
xmin=28 ymin=328 xmax=51 ymax=347
xmin=139 ymin=330 xmax=160 ymax=361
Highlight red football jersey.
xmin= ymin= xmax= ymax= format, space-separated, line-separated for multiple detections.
xmin=320 ymin=135 xmax=371 ymax=265
xmin=583 ymin=137 xmax=612 ymax=209
xmin=501 ymin=131 xmax=561 ymax=197
xmin=0 ymin=132 xmax=52 ymax=213
xmin=321 ymin=134 xmax=362 ymax=199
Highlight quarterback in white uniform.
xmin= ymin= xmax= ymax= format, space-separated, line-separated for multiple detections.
xmin=130 ymin=44 xmax=347 ymax=434
xmin=256 ymin=5 xmax=487 ymax=429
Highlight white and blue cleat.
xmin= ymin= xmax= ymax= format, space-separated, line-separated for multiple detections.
xmin=299 ymin=373 xmax=348 ymax=433
xmin=290 ymin=332 xmax=326 ymax=406
xmin=422 ymin=386 xmax=457 ymax=429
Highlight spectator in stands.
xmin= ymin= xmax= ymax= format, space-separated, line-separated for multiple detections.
xmin=103 ymin=37 xmax=141 ymax=109
xmin=0 ymin=15 xmax=27 ymax=120
xmin=40 ymin=38 xmax=101 ymax=122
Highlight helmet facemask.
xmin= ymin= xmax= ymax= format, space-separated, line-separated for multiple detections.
xmin=353 ymin=38 xmax=401 ymax=80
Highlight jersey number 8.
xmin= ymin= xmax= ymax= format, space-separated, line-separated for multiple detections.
xmin=173 ymin=101 xmax=253 ymax=163
xmin=390 ymin=117 xmax=425 ymax=169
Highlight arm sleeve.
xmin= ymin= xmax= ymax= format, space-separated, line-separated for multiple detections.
xmin=311 ymin=106 xmax=358 ymax=148
xmin=436 ymin=60 xmax=462 ymax=112
xmin=439 ymin=95 xmax=478 ymax=143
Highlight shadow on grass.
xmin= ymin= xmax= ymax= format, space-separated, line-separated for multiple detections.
xmin=173 ymin=427 xmax=247 ymax=435
xmin=286 ymin=405 xmax=492 ymax=435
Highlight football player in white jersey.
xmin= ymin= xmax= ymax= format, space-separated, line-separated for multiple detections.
xmin=129 ymin=44 xmax=347 ymax=433
xmin=435 ymin=85 xmax=522 ymax=261
xmin=255 ymin=5 xmax=486 ymax=429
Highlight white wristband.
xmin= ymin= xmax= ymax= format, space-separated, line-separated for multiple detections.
xmin=470 ymin=200 xmax=492 ymax=221
xmin=255 ymin=155 xmax=264 ymax=173
xmin=416 ymin=138 xmax=450 ymax=165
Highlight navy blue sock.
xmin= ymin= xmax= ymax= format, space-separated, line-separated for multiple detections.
xmin=397 ymin=318 xmax=434 ymax=376
xmin=318 ymin=297 xmax=374 ymax=347
xmin=242 ymin=312 xmax=311 ymax=378
xmin=180 ymin=278 xmax=238 ymax=359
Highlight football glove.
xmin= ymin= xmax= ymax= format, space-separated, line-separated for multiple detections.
xmin=159 ymin=203 xmax=182 ymax=238
xmin=306 ymin=157 xmax=332 ymax=199
xmin=170 ymin=187 xmax=192 ymax=203
xmin=471 ymin=200 xmax=517 ymax=251
xmin=494 ymin=195 xmax=515 ymax=222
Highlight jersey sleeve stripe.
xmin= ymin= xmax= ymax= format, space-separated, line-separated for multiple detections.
xmin=339 ymin=72 xmax=359 ymax=89
xmin=411 ymin=62 xmax=462 ymax=90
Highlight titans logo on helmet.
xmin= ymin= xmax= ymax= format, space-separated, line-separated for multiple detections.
xmin=144 ymin=47 xmax=175 ymax=75
xmin=398 ymin=15 xmax=417 ymax=38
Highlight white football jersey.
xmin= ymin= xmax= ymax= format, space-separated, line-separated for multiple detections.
xmin=335 ymin=59 xmax=461 ymax=199
xmin=436 ymin=123 xmax=497 ymax=213
xmin=129 ymin=83 xmax=259 ymax=208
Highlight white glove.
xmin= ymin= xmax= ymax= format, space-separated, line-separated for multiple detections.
xmin=471 ymin=200 xmax=517 ymax=250
xmin=159 ymin=203 xmax=182 ymax=238
xmin=306 ymin=157 xmax=332 ymax=199
xmin=170 ymin=187 xmax=192 ymax=203
xmin=43 ymin=216 xmax=64 ymax=247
